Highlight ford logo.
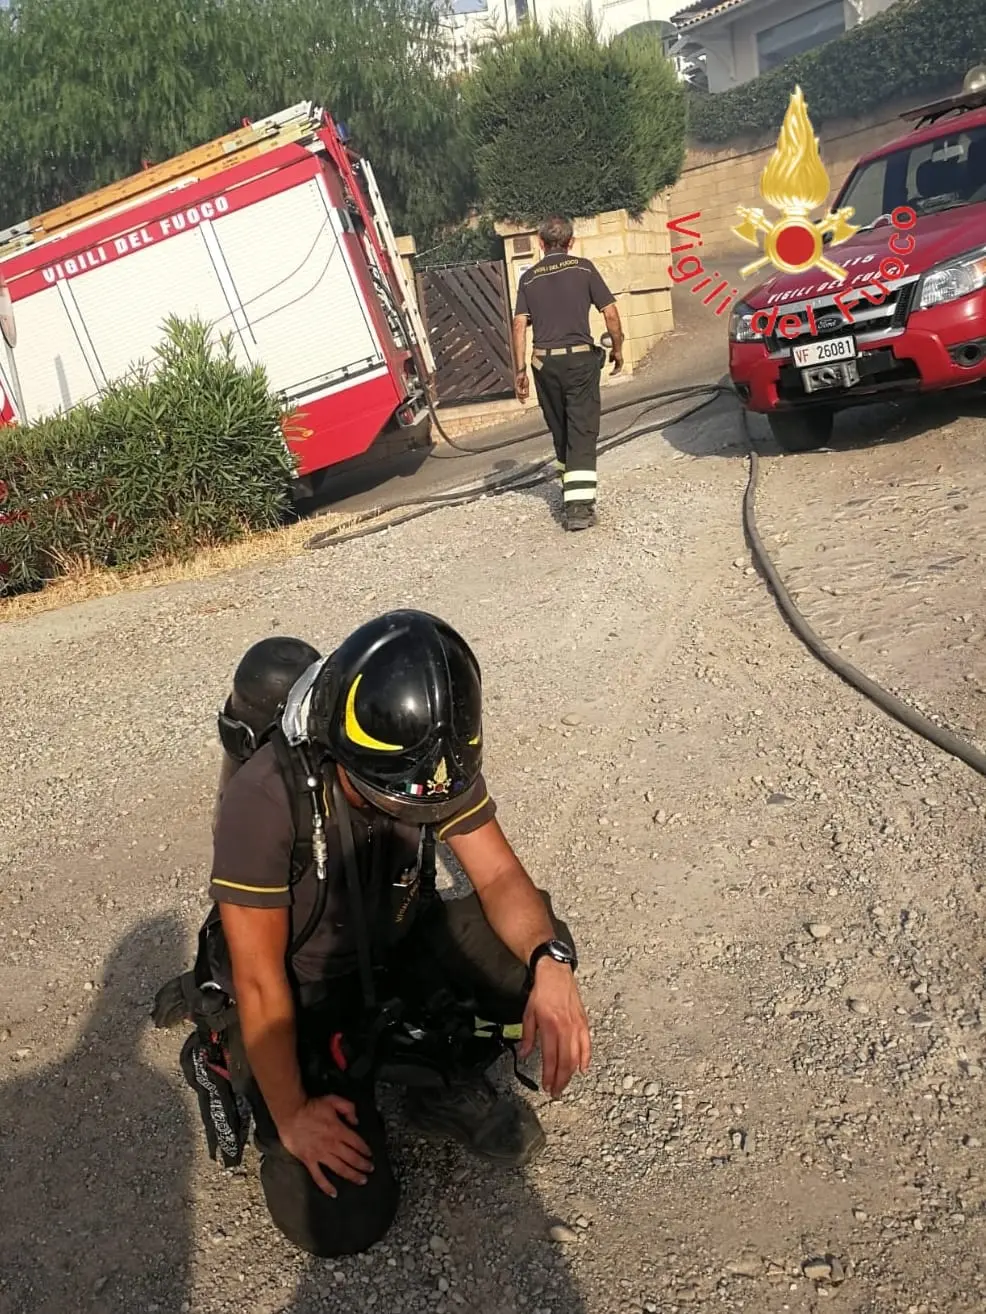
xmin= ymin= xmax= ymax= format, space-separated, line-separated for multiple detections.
xmin=817 ymin=315 xmax=842 ymax=331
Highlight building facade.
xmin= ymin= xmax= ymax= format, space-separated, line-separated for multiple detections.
xmin=668 ymin=0 xmax=900 ymax=93
xmin=438 ymin=0 xmax=687 ymax=68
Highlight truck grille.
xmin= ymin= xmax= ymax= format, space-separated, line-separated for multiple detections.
xmin=765 ymin=277 xmax=919 ymax=355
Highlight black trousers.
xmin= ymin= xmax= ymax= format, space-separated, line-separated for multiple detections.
xmin=532 ymin=348 xmax=604 ymax=506
xmin=239 ymin=891 xmax=572 ymax=1258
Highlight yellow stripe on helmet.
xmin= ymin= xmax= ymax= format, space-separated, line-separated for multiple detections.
xmin=344 ymin=674 xmax=404 ymax=751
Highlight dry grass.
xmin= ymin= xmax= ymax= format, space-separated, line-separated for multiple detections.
xmin=0 ymin=509 xmax=362 ymax=621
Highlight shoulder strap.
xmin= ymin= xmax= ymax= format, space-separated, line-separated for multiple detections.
xmin=253 ymin=731 xmax=419 ymax=1012
xmin=268 ymin=727 xmax=314 ymax=884
xmin=267 ymin=726 xmax=335 ymax=962
xmin=419 ymin=826 xmax=437 ymax=905
xmin=332 ymin=774 xmax=377 ymax=1010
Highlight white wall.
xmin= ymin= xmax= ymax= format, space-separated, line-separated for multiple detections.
xmin=441 ymin=0 xmax=685 ymax=67
xmin=688 ymin=0 xmax=904 ymax=93
xmin=442 ymin=0 xmax=902 ymax=71
xmin=490 ymin=0 xmax=684 ymax=29
xmin=596 ymin=0 xmax=687 ymax=34
xmin=699 ymin=31 xmax=738 ymax=93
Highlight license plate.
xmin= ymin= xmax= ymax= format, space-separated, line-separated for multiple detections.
xmin=792 ymin=335 xmax=856 ymax=368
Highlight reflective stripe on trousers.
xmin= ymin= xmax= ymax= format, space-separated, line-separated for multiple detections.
xmin=562 ymin=470 xmax=597 ymax=503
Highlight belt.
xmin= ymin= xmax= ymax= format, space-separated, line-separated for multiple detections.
xmin=532 ymin=344 xmax=594 ymax=357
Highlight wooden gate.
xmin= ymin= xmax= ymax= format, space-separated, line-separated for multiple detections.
xmin=416 ymin=261 xmax=515 ymax=405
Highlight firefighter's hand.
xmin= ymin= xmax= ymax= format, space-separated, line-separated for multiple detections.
xmin=279 ymin=1094 xmax=374 ymax=1195
xmin=515 ymin=369 xmax=529 ymax=402
xmin=610 ymin=346 xmax=624 ymax=375
xmin=519 ymin=959 xmax=591 ymax=1099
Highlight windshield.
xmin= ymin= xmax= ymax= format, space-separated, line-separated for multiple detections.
xmin=837 ymin=121 xmax=986 ymax=230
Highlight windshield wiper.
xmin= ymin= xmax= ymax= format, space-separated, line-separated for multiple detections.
xmin=844 ymin=198 xmax=968 ymax=235
xmin=916 ymin=197 xmax=968 ymax=216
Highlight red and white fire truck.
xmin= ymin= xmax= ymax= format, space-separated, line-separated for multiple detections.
xmin=0 ymin=102 xmax=434 ymax=490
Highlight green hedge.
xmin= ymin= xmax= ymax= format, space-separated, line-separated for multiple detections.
xmin=464 ymin=21 xmax=686 ymax=224
xmin=0 ymin=318 xmax=294 ymax=594
xmin=687 ymin=0 xmax=986 ymax=145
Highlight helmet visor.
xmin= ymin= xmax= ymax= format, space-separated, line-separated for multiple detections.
xmin=348 ymin=773 xmax=473 ymax=826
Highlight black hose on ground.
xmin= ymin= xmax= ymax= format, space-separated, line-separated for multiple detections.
xmin=307 ymin=371 xmax=986 ymax=781
xmin=739 ymin=412 xmax=986 ymax=780
xmin=305 ymin=383 xmax=726 ymax=549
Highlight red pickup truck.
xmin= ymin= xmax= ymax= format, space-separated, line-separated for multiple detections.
xmin=729 ymin=75 xmax=986 ymax=451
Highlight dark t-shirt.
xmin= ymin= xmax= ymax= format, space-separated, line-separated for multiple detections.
xmin=514 ymin=252 xmax=615 ymax=348
xmin=209 ymin=742 xmax=497 ymax=987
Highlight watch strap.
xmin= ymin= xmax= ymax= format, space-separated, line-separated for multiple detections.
xmin=524 ymin=938 xmax=577 ymax=993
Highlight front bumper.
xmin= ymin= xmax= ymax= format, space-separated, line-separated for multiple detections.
xmin=730 ymin=288 xmax=986 ymax=412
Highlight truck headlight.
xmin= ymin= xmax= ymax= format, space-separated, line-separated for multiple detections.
xmin=728 ymin=302 xmax=758 ymax=343
xmin=918 ymin=246 xmax=986 ymax=309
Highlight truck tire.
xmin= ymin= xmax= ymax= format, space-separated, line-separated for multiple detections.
xmin=767 ymin=409 xmax=834 ymax=452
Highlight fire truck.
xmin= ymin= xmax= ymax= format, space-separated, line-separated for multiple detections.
xmin=0 ymin=102 xmax=434 ymax=490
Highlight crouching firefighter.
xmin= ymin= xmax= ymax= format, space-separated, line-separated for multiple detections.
xmin=154 ymin=610 xmax=591 ymax=1257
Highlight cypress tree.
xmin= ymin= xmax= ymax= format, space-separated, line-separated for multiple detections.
xmin=463 ymin=20 xmax=686 ymax=225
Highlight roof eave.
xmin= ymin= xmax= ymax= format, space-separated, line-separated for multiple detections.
xmin=672 ymin=0 xmax=758 ymax=34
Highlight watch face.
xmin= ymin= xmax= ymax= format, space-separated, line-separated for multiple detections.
xmin=548 ymin=939 xmax=575 ymax=964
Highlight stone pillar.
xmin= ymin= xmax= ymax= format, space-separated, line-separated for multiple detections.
xmin=496 ymin=198 xmax=674 ymax=381
xmin=497 ymin=225 xmax=539 ymax=379
xmin=395 ymin=235 xmax=420 ymax=314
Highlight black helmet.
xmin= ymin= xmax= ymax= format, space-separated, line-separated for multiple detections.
xmin=219 ymin=635 xmax=321 ymax=762
xmin=308 ymin=610 xmax=483 ymax=825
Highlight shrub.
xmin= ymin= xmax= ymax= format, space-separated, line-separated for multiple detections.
xmin=463 ymin=19 xmax=686 ymax=224
xmin=414 ymin=216 xmax=504 ymax=271
xmin=0 ymin=318 xmax=294 ymax=593
xmin=687 ymin=0 xmax=986 ymax=145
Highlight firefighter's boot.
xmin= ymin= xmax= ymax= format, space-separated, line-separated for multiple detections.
xmin=564 ymin=501 xmax=597 ymax=532
xmin=404 ymin=1074 xmax=546 ymax=1166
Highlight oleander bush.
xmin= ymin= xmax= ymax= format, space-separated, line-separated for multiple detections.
xmin=0 ymin=317 xmax=294 ymax=593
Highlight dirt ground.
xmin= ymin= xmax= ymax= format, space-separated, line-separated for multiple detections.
xmin=2 ymin=295 xmax=986 ymax=1314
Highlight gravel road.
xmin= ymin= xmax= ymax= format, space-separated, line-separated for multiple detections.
xmin=2 ymin=338 xmax=986 ymax=1314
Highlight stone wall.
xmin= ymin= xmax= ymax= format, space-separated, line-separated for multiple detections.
xmin=496 ymin=197 xmax=674 ymax=380
xmin=666 ymin=82 xmax=966 ymax=255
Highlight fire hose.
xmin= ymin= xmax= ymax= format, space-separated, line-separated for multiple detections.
xmin=305 ymin=377 xmax=986 ymax=781
xmin=740 ymin=420 xmax=986 ymax=780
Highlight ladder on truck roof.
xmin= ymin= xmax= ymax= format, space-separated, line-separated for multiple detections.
xmin=0 ymin=102 xmax=325 ymax=257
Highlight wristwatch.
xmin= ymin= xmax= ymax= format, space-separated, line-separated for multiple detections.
xmin=525 ymin=938 xmax=578 ymax=992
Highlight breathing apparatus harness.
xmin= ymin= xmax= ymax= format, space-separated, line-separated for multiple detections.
xmin=154 ymin=655 xmax=531 ymax=1167
xmin=267 ymin=656 xmax=521 ymax=1088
